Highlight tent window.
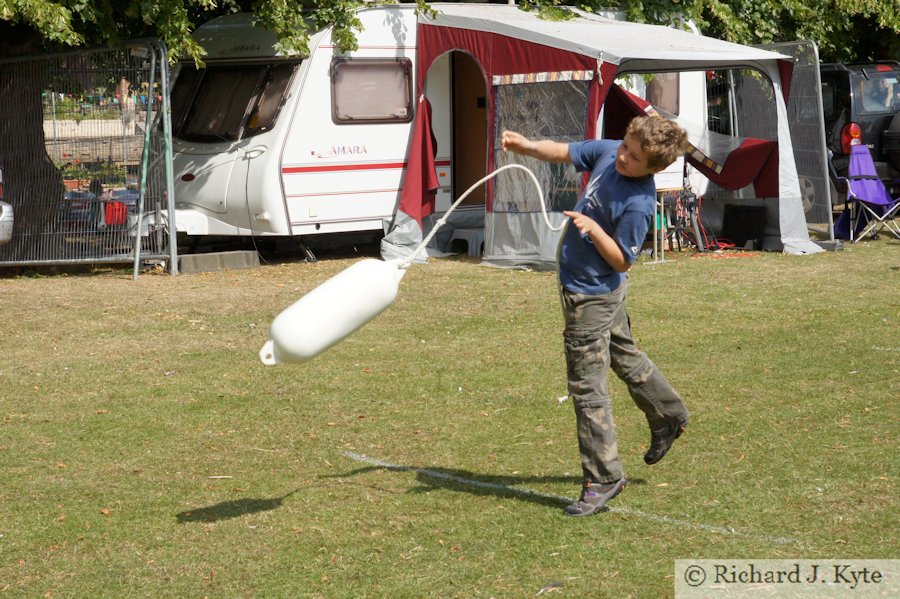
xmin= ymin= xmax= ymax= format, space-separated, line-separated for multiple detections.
xmin=493 ymin=79 xmax=590 ymax=213
xmin=331 ymin=58 xmax=413 ymax=124
xmin=171 ymin=62 xmax=298 ymax=142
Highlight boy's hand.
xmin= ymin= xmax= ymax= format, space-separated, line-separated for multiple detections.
xmin=564 ymin=210 xmax=629 ymax=272
xmin=501 ymin=130 xmax=531 ymax=154
xmin=563 ymin=210 xmax=599 ymax=236
xmin=501 ymin=130 xmax=571 ymax=163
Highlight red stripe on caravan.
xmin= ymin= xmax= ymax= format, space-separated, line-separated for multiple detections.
xmin=319 ymin=45 xmax=414 ymax=50
xmin=286 ymin=188 xmax=400 ymax=199
xmin=282 ymin=162 xmax=406 ymax=174
xmin=282 ymin=159 xmax=451 ymax=175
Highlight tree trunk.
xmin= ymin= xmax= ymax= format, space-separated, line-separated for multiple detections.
xmin=0 ymin=23 xmax=67 ymax=262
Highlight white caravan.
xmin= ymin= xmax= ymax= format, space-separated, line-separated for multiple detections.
xmin=170 ymin=9 xmax=452 ymax=240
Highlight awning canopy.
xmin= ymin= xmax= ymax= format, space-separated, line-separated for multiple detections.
xmin=382 ymin=4 xmax=821 ymax=261
xmin=420 ymin=5 xmax=790 ymax=71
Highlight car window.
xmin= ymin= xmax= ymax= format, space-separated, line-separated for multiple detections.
xmin=855 ymin=72 xmax=899 ymax=115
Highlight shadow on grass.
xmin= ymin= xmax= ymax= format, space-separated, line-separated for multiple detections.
xmin=176 ymin=488 xmax=301 ymax=523
xmin=329 ymin=462 xmax=647 ymax=510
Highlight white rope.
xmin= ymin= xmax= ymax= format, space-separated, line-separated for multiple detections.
xmin=400 ymin=163 xmax=567 ymax=268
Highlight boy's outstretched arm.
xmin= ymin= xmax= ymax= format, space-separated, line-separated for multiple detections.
xmin=501 ymin=130 xmax=571 ymax=163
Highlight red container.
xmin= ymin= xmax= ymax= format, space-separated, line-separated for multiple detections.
xmin=105 ymin=201 xmax=127 ymax=226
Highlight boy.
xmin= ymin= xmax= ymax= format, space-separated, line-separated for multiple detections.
xmin=501 ymin=116 xmax=691 ymax=517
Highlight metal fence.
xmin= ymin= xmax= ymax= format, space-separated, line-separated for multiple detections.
xmin=762 ymin=40 xmax=833 ymax=236
xmin=0 ymin=40 xmax=177 ymax=276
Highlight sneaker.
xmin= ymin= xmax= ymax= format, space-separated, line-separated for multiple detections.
xmin=644 ymin=418 xmax=688 ymax=465
xmin=564 ymin=478 xmax=626 ymax=517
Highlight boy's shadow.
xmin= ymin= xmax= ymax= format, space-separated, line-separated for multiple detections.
xmin=174 ymin=464 xmax=649 ymax=522
xmin=176 ymin=489 xmax=300 ymax=523
xmin=328 ymin=463 xmax=647 ymax=510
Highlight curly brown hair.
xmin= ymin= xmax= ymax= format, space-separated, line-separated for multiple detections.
xmin=625 ymin=115 xmax=689 ymax=171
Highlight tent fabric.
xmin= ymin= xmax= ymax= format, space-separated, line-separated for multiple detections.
xmin=381 ymin=3 xmax=822 ymax=263
xmin=381 ymin=96 xmax=438 ymax=262
xmin=397 ymin=96 xmax=438 ymax=227
xmin=414 ymin=20 xmax=610 ymax=180
xmin=422 ymin=5 xmax=788 ymax=69
xmin=604 ymin=84 xmax=781 ymax=197
xmin=769 ymin=74 xmax=821 ymax=254
xmin=384 ymin=11 xmax=610 ymax=258
xmin=415 ymin=22 xmax=603 ymax=89
xmin=492 ymin=70 xmax=594 ymax=86
xmin=684 ymin=139 xmax=778 ymax=196
xmin=380 ymin=210 xmax=427 ymax=263
xmin=484 ymin=211 xmax=567 ymax=271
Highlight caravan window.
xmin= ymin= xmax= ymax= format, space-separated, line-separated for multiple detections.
xmin=615 ymin=72 xmax=681 ymax=117
xmin=246 ymin=64 xmax=296 ymax=136
xmin=646 ymin=73 xmax=680 ymax=116
xmin=331 ymin=58 xmax=413 ymax=124
xmin=171 ymin=63 xmax=296 ymax=142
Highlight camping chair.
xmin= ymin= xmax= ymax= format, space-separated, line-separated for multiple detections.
xmin=832 ymin=145 xmax=900 ymax=242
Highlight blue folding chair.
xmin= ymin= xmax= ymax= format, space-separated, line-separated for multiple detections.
xmin=832 ymin=145 xmax=900 ymax=242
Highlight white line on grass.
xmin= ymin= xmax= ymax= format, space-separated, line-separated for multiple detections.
xmin=344 ymin=451 xmax=796 ymax=545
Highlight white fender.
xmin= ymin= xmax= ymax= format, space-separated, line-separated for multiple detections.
xmin=259 ymin=258 xmax=407 ymax=365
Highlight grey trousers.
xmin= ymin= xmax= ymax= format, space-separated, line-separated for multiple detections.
xmin=561 ymin=281 xmax=689 ymax=483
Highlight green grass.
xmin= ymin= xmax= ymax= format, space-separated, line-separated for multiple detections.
xmin=1 ymin=239 xmax=897 ymax=597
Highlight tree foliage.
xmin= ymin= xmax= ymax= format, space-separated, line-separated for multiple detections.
xmin=0 ymin=1 xmax=356 ymax=60
xmin=0 ymin=0 xmax=897 ymax=63
xmin=0 ymin=1 xmax=443 ymax=61
xmin=576 ymin=0 xmax=899 ymax=63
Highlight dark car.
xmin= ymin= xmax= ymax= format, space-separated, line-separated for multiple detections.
xmin=820 ymin=61 xmax=900 ymax=192
xmin=109 ymin=189 xmax=140 ymax=208
xmin=59 ymin=190 xmax=100 ymax=231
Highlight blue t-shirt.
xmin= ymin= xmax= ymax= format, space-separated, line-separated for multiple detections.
xmin=558 ymin=139 xmax=656 ymax=295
